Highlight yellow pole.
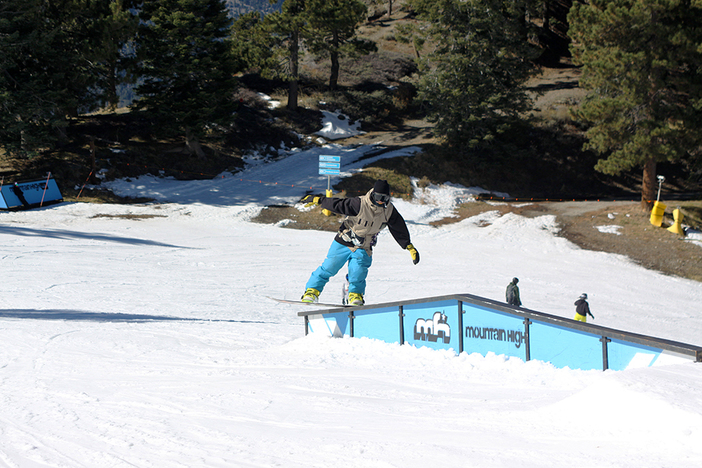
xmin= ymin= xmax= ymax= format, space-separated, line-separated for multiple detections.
xmin=322 ymin=176 xmax=332 ymax=216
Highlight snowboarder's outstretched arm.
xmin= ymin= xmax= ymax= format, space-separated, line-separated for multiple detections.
xmin=301 ymin=194 xmax=361 ymax=216
xmin=320 ymin=196 xmax=361 ymax=216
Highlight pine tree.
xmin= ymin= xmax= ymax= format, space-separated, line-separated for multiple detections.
xmin=266 ymin=0 xmax=308 ymax=110
xmin=306 ymin=0 xmax=375 ymax=89
xmin=230 ymin=11 xmax=280 ymax=73
xmin=569 ymin=0 xmax=702 ymax=209
xmin=135 ymin=0 xmax=239 ymax=157
xmin=0 ymin=0 xmax=102 ymax=156
xmin=230 ymin=1 xmax=308 ymax=110
xmin=410 ymin=0 xmax=540 ymax=151
xmin=93 ymin=0 xmax=140 ymax=110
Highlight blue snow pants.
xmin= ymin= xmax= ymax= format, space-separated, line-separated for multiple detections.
xmin=306 ymin=240 xmax=372 ymax=294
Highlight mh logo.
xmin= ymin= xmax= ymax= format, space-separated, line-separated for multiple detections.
xmin=414 ymin=312 xmax=450 ymax=344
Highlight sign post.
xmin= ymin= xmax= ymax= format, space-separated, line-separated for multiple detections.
xmin=319 ymin=155 xmax=340 ymax=216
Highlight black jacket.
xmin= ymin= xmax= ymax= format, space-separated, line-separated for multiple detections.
xmin=319 ymin=195 xmax=411 ymax=250
xmin=575 ymin=299 xmax=593 ymax=318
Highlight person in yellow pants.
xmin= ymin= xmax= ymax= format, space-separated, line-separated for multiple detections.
xmin=574 ymin=293 xmax=594 ymax=322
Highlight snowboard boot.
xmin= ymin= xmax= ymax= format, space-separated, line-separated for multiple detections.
xmin=348 ymin=292 xmax=364 ymax=306
xmin=301 ymin=288 xmax=320 ymax=303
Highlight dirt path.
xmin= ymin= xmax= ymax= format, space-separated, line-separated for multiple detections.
xmin=522 ymin=200 xmax=638 ymax=218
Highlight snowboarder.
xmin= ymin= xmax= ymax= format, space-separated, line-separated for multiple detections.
xmin=300 ymin=179 xmax=420 ymax=306
xmin=574 ymin=293 xmax=594 ymax=322
xmin=505 ymin=277 xmax=521 ymax=306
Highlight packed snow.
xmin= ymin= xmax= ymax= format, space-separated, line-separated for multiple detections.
xmin=595 ymin=224 xmax=623 ymax=235
xmin=2 ymin=118 xmax=702 ymax=466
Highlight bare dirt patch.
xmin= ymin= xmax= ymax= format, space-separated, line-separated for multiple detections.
xmin=334 ymin=118 xmax=436 ymax=149
xmin=555 ymin=202 xmax=702 ymax=282
xmin=527 ymin=60 xmax=587 ymax=120
xmin=90 ymin=213 xmax=167 ymax=220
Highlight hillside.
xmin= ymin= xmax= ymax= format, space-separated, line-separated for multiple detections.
xmin=1 ymin=2 xmax=700 ymax=284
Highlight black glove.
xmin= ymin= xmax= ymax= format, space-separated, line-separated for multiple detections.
xmin=406 ymin=243 xmax=420 ymax=265
xmin=300 ymin=194 xmax=324 ymax=207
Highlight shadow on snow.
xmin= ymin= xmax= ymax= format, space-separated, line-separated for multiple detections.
xmin=0 ymin=309 xmax=270 ymax=324
xmin=0 ymin=225 xmax=195 ymax=249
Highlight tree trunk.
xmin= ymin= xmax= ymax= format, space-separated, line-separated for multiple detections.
xmin=288 ymin=29 xmax=299 ymax=111
xmin=641 ymin=157 xmax=657 ymax=211
xmin=107 ymin=56 xmax=119 ymax=111
xmin=185 ymin=127 xmax=206 ymax=159
xmin=388 ymin=0 xmax=393 ymax=17
xmin=89 ymin=137 xmax=98 ymax=183
xmin=329 ymin=31 xmax=340 ymax=90
xmin=543 ymin=0 xmax=550 ymax=33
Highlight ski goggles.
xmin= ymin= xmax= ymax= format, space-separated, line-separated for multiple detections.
xmin=371 ymin=192 xmax=390 ymax=205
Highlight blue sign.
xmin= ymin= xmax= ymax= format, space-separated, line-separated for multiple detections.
xmin=608 ymin=339 xmax=662 ymax=370
xmin=354 ymin=307 xmax=400 ymax=343
xmin=319 ymin=155 xmax=341 ymax=162
xmin=530 ymin=321 xmax=602 ymax=370
xmin=462 ymin=304 xmax=527 ymax=360
xmin=403 ymin=300 xmax=458 ymax=352
xmin=0 ymin=178 xmax=63 ymax=210
xmin=319 ymin=155 xmax=341 ymax=175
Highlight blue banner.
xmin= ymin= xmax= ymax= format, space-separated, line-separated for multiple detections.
xmin=354 ymin=307 xmax=400 ymax=343
xmin=319 ymin=155 xmax=341 ymax=162
xmin=608 ymin=339 xmax=663 ymax=370
xmin=462 ymin=304 xmax=527 ymax=360
xmin=403 ymin=300 xmax=458 ymax=352
xmin=530 ymin=321 xmax=603 ymax=370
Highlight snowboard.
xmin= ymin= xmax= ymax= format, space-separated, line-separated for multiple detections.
xmin=267 ymin=296 xmax=352 ymax=308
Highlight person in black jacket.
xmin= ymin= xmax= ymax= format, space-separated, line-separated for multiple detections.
xmin=299 ymin=179 xmax=419 ymax=306
xmin=505 ymin=277 xmax=521 ymax=306
xmin=574 ymin=293 xmax=594 ymax=322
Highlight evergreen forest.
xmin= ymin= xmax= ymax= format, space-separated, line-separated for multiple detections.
xmin=1 ymin=0 xmax=701 ymax=206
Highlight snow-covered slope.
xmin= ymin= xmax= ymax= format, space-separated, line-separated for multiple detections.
xmin=1 ymin=133 xmax=701 ymax=467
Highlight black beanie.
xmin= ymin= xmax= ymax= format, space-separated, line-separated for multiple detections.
xmin=373 ymin=179 xmax=390 ymax=195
